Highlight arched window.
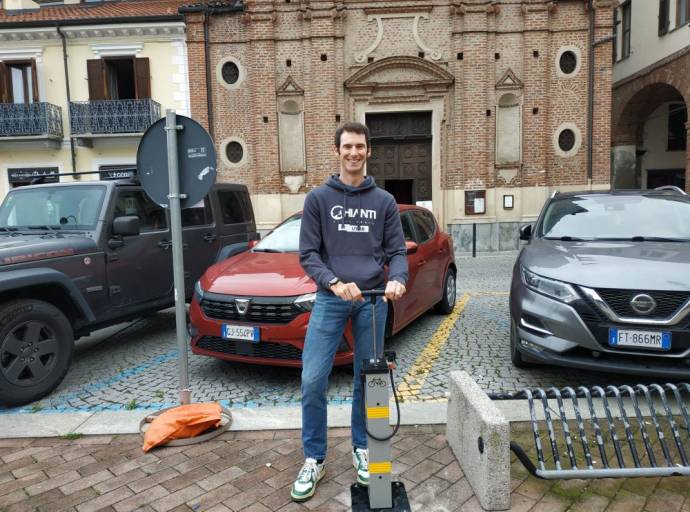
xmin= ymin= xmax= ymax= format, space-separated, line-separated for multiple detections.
xmin=496 ymin=93 xmax=521 ymax=164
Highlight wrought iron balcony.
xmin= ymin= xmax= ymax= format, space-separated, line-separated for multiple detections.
xmin=69 ymin=99 xmax=161 ymax=136
xmin=0 ymin=102 xmax=63 ymax=138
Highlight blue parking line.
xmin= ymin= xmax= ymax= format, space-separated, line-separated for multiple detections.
xmin=0 ymin=350 xmax=179 ymax=414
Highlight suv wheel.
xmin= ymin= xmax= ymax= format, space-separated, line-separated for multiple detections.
xmin=435 ymin=268 xmax=457 ymax=314
xmin=510 ymin=315 xmax=530 ymax=368
xmin=0 ymin=300 xmax=74 ymax=406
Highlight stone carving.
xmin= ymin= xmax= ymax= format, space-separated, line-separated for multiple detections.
xmin=495 ymin=68 xmax=523 ymax=90
xmin=354 ymin=12 xmax=442 ymax=63
xmin=345 ymin=56 xmax=454 ymax=89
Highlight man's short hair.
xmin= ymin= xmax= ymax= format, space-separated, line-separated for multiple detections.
xmin=334 ymin=122 xmax=371 ymax=150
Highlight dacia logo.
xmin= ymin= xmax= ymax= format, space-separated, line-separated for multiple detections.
xmin=235 ymin=298 xmax=250 ymax=315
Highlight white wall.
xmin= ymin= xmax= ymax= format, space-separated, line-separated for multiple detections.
xmin=613 ymin=0 xmax=690 ymax=83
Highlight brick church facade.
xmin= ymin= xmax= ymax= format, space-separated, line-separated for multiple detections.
xmin=182 ymin=0 xmax=614 ymax=250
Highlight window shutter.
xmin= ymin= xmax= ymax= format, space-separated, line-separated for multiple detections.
xmin=29 ymin=59 xmax=39 ymax=102
xmin=0 ymin=62 xmax=10 ymax=103
xmin=659 ymin=0 xmax=669 ymax=35
xmin=87 ymin=59 xmax=107 ymax=100
xmin=133 ymin=57 xmax=151 ymax=99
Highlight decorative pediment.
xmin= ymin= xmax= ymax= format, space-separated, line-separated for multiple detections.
xmin=495 ymin=68 xmax=523 ymax=90
xmin=345 ymin=56 xmax=454 ymax=92
xmin=277 ymin=75 xmax=304 ymax=96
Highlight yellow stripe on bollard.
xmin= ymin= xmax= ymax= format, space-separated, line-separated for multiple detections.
xmin=369 ymin=461 xmax=392 ymax=474
xmin=366 ymin=406 xmax=389 ymax=419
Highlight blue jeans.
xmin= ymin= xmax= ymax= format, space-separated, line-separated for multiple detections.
xmin=301 ymin=291 xmax=387 ymax=460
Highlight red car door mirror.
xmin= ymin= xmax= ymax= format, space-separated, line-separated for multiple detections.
xmin=405 ymin=240 xmax=418 ymax=255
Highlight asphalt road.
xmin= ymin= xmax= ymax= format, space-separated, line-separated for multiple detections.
xmin=0 ymin=252 xmax=670 ymax=413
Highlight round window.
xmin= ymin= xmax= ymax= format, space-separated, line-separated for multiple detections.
xmin=221 ymin=62 xmax=240 ymax=85
xmin=558 ymin=129 xmax=576 ymax=152
xmin=225 ymin=141 xmax=244 ymax=163
xmin=559 ymin=51 xmax=577 ymax=75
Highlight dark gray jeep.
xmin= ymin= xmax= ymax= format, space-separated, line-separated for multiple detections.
xmin=0 ymin=179 xmax=257 ymax=406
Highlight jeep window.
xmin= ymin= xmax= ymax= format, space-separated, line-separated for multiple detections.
xmin=539 ymin=195 xmax=690 ymax=240
xmin=410 ymin=210 xmax=435 ymax=244
xmin=218 ymin=190 xmax=253 ymax=224
xmin=114 ymin=190 xmax=167 ymax=232
xmin=253 ymin=214 xmax=300 ymax=253
xmin=182 ymin=199 xmax=212 ymax=227
xmin=0 ymin=185 xmax=105 ymax=230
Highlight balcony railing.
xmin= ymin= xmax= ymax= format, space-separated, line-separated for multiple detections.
xmin=0 ymin=102 xmax=63 ymax=138
xmin=69 ymin=99 xmax=161 ymax=136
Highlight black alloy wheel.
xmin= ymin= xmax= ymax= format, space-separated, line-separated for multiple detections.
xmin=435 ymin=268 xmax=457 ymax=314
xmin=0 ymin=300 xmax=74 ymax=406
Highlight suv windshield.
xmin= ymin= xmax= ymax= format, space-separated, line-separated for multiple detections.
xmin=539 ymin=194 xmax=690 ymax=240
xmin=254 ymin=215 xmax=301 ymax=252
xmin=0 ymin=185 xmax=106 ymax=231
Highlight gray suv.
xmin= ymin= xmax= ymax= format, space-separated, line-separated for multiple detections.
xmin=510 ymin=188 xmax=690 ymax=378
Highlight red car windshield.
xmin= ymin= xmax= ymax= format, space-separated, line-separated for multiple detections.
xmin=253 ymin=215 xmax=302 ymax=253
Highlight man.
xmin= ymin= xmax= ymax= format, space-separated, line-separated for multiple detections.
xmin=292 ymin=122 xmax=408 ymax=502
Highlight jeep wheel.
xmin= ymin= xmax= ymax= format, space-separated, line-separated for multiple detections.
xmin=0 ymin=300 xmax=74 ymax=406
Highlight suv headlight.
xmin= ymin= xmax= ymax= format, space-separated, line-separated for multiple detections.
xmin=521 ymin=267 xmax=578 ymax=304
xmin=194 ymin=280 xmax=205 ymax=301
xmin=294 ymin=293 xmax=316 ymax=312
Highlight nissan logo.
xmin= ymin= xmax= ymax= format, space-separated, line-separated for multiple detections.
xmin=630 ymin=294 xmax=656 ymax=315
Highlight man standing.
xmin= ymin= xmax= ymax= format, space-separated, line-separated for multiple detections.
xmin=292 ymin=122 xmax=408 ymax=502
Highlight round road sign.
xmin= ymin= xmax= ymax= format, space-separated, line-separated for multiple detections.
xmin=136 ymin=115 xmax=217 ymax=209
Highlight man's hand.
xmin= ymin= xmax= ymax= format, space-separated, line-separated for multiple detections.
xmin=384 ymin=280 xmax=406 ymax=302
xmin=330 ymin=281 xmax=364 ymax=302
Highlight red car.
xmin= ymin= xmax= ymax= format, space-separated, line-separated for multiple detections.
xmin=189 ymin=205 xmax=456 ymax=367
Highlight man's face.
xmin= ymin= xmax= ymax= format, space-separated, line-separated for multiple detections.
xmin=333 ymin=131 xmax=371 ymax=176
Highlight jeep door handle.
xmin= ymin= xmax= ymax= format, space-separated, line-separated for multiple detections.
xmin=417 ymin=260 xmax=426 ymax=266
xmin=158 ymin=239 xmax=173 ymax=249
xmin=203 ymin=233 xmax=217 ymax=243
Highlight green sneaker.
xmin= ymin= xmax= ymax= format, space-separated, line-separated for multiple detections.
xmin=353 ymin=448 xmax=369 ymax=486
xmin=290 ymin=458 xmax=324 ymax=502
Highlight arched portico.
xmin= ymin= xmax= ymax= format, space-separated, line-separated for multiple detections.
xmin=612 ymin=51 xmax=689 ymax=191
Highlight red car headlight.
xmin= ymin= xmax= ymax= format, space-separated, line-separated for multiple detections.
xmin=294 ymin=292 xmax=316 ymax=312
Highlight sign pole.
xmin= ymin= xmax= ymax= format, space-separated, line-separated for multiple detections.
xmin=164 ymin=109 xmax=192 ymax=406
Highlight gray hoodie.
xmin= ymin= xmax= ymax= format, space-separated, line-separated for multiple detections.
xmin=299 ymin=174 xmax=408 ymax=292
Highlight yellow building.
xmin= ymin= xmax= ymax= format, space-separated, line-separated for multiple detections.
xmin=0 ymin=0 xmax=190 ymax=197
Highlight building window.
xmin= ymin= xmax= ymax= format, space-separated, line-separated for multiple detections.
xmin=668 ymin=103 xmax=687 ymax=151
xmin=496 ymin=93 xmax=521 ymax=165
xmin=621 ymin=2 xmax=631 ymax=59
xmin=659 ymin=0 xmax=670 ymax=35
xmin=559 ymin=51 xmax=577 ymax=75
xmin=0 ymin=60 xmax=38 ymax=104
xmin=553 ymin=123 xmax=582 ymax=158
xmin=678 ymin=0 xmax=690 ymax=26
xmin=86 ymin=57 xmax=150 ymax=100
xmin=220 ymin=137 xmax=248 ymax=167
xmin=221 ymin=62 xmax=240 ymax=85
xmin=216 ymin=57 xmax=245 ymax=90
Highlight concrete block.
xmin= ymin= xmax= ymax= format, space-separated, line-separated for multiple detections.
xmin=446 ymin=371 xmax=510 ymax=510
xmin=498 ymin=222 xmax=520 ymax=251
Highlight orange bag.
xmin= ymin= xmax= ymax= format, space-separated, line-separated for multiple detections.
xmin=142 ymin=402 xmax=222 ymax=452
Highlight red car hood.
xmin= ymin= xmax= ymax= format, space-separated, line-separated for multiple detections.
xmin=202 ymin=251 xmax=316 ymax=297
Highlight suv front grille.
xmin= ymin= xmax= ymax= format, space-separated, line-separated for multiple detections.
xmin=197 ymin=336 xmax=303 ymax=360
xmin=200 ymin=297 xmax=301 ymax=324
xmin=594 ymin=289 xmax=689 ymax=320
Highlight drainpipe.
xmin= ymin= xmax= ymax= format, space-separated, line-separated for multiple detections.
xmin=587 ymin=0 xmax=595 ymax=190
xmin=56 ymin=25 xmax=77 ymax=177
xmin=203 ymin=10 xmax=214 ymax=140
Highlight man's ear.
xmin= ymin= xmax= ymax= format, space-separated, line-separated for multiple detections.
xmin=332 ymin=144 xmax=340 ymax=157
xmin=366 ymin=147 xmax=372 ymax=157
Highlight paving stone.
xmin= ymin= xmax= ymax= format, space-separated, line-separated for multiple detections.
xmin=76 ymin=486 xmax=135 ymax=512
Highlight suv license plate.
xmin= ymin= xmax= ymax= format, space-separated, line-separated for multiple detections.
xmin=608 ymin=328 xmax=671 ymax=351
xmin=222 ymin=324 xmax=259 ymax=343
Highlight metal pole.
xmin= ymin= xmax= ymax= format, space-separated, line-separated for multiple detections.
xmin=472 ymin=223 xmax=476 ymax=258
xmin=165 ymin=109 xmax=191 ymax=405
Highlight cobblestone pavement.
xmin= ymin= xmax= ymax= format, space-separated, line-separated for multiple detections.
xmin=0 ymin=425 xmax=687 ymax=512
xmin=0 ymin=252 xmax=672 ymax=413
